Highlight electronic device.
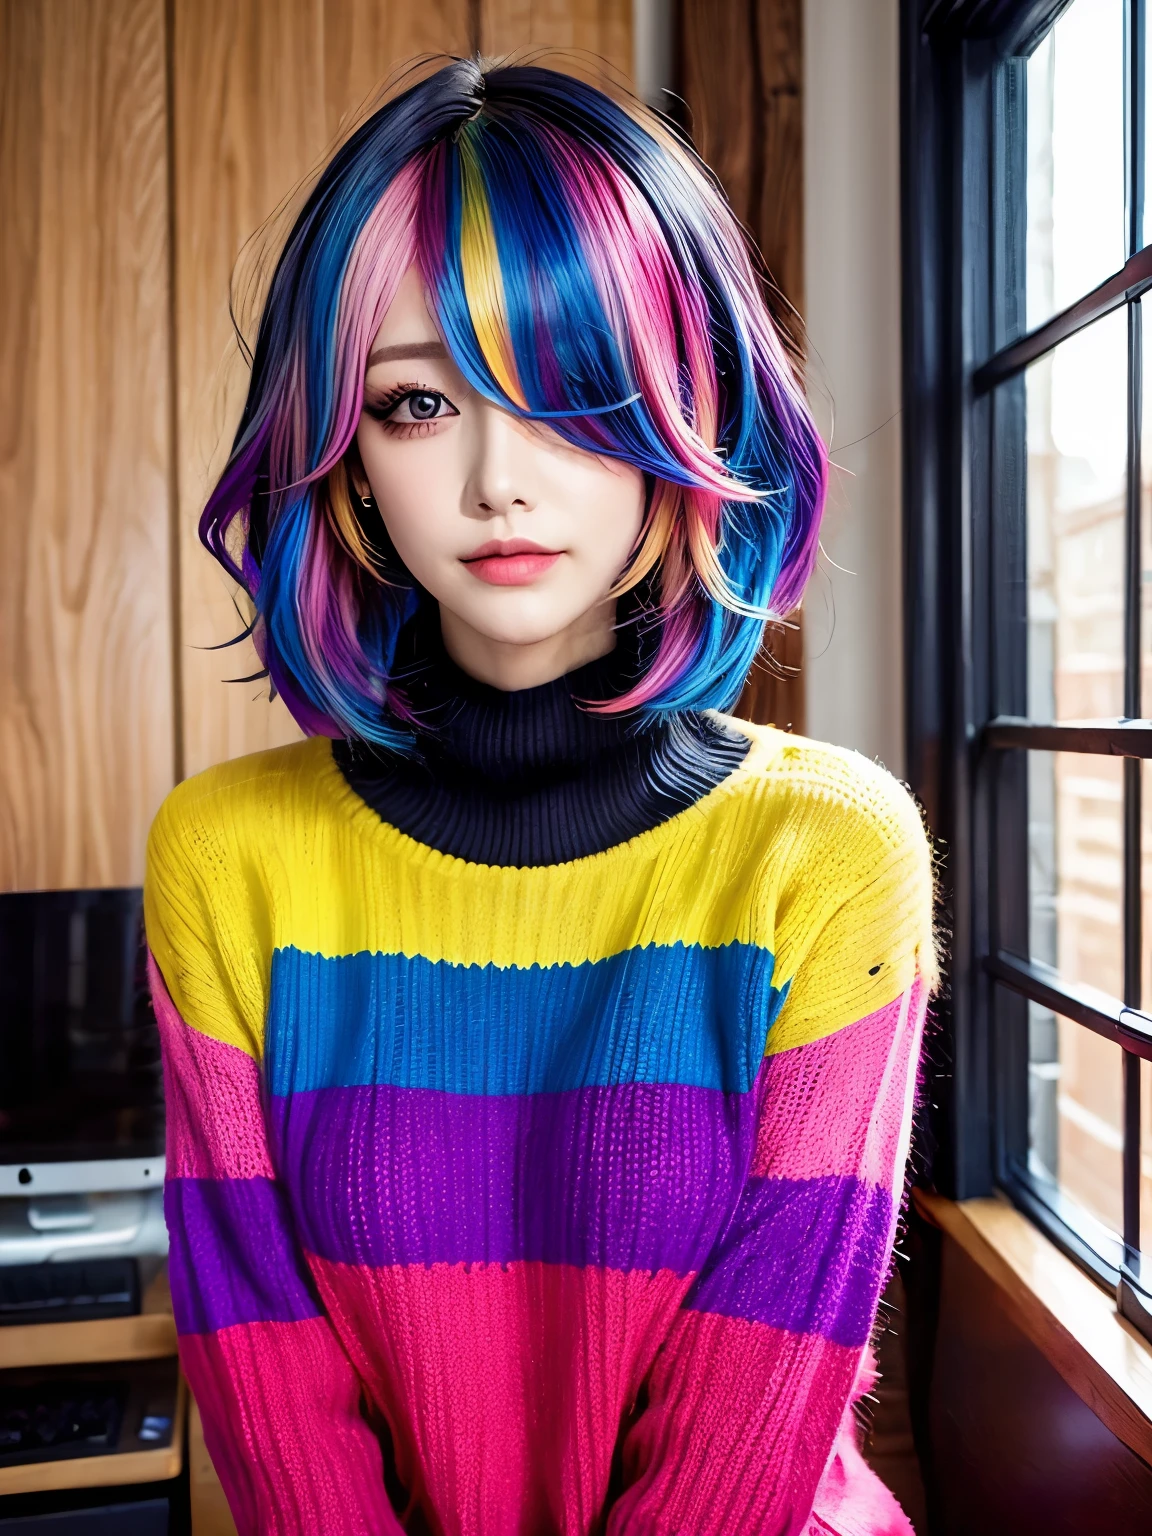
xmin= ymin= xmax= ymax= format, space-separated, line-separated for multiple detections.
xmin=0 ymin=890 xmax=166 ymax=1268
xmin=0 ymin=1358 xmax=177 ymax=1470
xmin=0 ymin=1259 xmax=140 ymax=1327
xmin=0 ymin=1360 xmax=178 ymax=1533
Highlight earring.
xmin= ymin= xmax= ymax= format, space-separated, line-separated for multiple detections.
xmin=360 ymin=493 xmax=375 ymax=511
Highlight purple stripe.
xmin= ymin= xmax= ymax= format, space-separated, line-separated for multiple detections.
xmin=269 ymin=1081 xmax=762 ymax=1273
xmin=165 ymin=1177 xmax=322 ymax=1335
xmin=684 ymin=1174 xmax=893 ymax=1346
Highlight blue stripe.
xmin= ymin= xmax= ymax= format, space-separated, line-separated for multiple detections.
xmin=266 ymin=942 xmax=783 ymax=1096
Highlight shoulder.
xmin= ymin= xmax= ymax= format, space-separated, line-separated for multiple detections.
xmin=146 ymin=737 xmax=335 ymax=879
xmin=715 ymin=719 xmax=931 ymax=874
xmin=143 ymin=740 xmax=336 ymax=1056
xmin=711 ymin=721 xmax=937 ymax=1044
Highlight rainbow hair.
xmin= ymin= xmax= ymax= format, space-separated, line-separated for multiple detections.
xmin=201 ymin=57 xmax=827 ymax=745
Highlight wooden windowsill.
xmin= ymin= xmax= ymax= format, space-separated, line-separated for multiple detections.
xmin=914 ymin=1189 xmax=1152 ymax=1465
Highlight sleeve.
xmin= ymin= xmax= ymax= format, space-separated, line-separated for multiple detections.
xmin=605 ymin=777 xmax=935 ymax=1536
xmin=144 ymin=789 xmax=400 ymax=1536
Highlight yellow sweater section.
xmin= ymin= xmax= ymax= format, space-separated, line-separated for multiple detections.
xmin=144 ymin=722 xmax=936 ymax=1065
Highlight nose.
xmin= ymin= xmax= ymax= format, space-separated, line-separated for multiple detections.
xmin=465 ymin=400 xmax=539 ymax=521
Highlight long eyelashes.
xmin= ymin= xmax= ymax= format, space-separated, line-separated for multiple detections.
xmin=362 ymin=383 xmax=460 ymax=438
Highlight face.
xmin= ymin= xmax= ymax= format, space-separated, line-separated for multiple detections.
xmin=355 ymin=266 xmax=646 ymax=688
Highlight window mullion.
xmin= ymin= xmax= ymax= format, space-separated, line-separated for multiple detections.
xmin=1121 ymin=795 xmax=1147 ymax=1306
xmin=984 ymin=716 xmax=1152 ymax=752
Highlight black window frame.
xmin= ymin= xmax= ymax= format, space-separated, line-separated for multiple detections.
xmin=902 ymin=0 xmax=1152 ymax=1341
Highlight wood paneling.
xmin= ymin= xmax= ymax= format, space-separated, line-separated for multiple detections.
xmin=681 ymin=0 xmax=806 ymax=733
xmin=682 ymin=0 xmax=803 ymax=318
xmin=170 ymin=0 xmax=472 ymax=779
xmin=0 ymin=0 xmax=175 ymax=889
xmin=479 ymin=0 xmax=632 ymax=78
xmin=0 ymin=0 xmax=695 ymax=884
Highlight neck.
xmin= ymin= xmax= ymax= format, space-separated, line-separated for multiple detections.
xmin=332 ymin=607 xmax=753 ymax=867
xmin=437 ymin=598 xmax=618 ymax=691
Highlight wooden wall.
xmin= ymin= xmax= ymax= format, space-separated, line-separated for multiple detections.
xmin=681 ymin=0 xmax=806 ymax=732
xmin=1 ymin=0 xmax=175 ymax=892
xmin=0 ymin=0 xmax=632 ymax=890
xmin=481 ymin=0 xmax=632 ymax=63
xmin=1 ymin=0 xmax=807 ymax=890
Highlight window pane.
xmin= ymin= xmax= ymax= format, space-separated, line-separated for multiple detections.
xmin=1029 ymin=751 xmax=1123 ymax=994
xmin=1027 ymin=0 xmax=1126 ymax=332
xmin=1143 ymin=297 xmax=1152 ymax=712
xmin=1027 ymin=307 xmax=1128 ymax=722
xmin=1029 ymin=1002 xmax=1123 ymax=1239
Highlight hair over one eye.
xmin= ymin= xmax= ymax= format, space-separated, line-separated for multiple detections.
xmin=198 ymin=59 xmax=828 ymax=747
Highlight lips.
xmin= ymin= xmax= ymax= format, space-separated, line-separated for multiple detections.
xmin=461 ymin=539 xmax=563 ymax=587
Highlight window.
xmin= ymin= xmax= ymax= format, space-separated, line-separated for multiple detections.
xmin=903 ymin=0 xmax=1152 ymax=1341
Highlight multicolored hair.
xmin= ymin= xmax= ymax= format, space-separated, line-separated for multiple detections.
xmin=201 ymin=56 xmax=827 ymax=746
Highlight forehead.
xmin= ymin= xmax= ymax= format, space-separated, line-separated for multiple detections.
xmin=369 ymin=265 xmax=441 ymax=354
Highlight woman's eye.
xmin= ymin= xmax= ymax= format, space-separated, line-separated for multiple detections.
xmin=385 ymin=390 xmax=458 ymax=424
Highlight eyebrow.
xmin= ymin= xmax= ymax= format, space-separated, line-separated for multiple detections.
xmin=365 ymin=340 xmax=448 ymax=368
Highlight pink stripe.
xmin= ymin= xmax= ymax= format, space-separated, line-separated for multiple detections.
xmin=809 ymin=1423 xmax=913 ymax=1536
xmin=605 ymin=1309 xmax=861 ymax=1536
xmin=308 ymin=1256 xmax=691 ymax=1535
xmin=753 ymin=980 xmax=928 ymax=1186
xmin=807 ymin=1348 xmax=914 ymax=1536
xmin=148 ymin=953 xmax=275 ymax=1181
xmin=181 ymin=1319 xmax=400 ymax=1535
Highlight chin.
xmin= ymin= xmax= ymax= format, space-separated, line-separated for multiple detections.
xmin=454 ymin=595 xmax=591 ymax=649
xmin=469 ymin=615 xmax=581 ymax=648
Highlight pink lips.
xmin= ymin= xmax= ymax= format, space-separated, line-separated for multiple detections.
xmin=461 ymin=538 xmax=562 ymax=586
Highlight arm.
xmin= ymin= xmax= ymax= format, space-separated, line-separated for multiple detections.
xmin=145 ymin=796 xmax=399 ymax=1536
xmin=607 ymin=784 xmax=935 ymax=1536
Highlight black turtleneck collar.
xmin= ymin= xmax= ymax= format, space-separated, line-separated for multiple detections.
xmin=332 ymin=605 xmax=751 ymax=868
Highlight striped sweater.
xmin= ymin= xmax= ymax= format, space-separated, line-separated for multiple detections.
xmin=144 ymin=682 xmax=935 ymax=1536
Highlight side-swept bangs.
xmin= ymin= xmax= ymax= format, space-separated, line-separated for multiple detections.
xmin=201 ymin=57 xmax=827 ymax=746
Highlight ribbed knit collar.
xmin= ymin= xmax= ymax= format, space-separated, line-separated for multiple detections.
xmin=333 ymin=607 xmax=751 ymax=868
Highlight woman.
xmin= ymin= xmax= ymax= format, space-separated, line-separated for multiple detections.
xmin=145 ymin=57 xmax=935 ymax=1536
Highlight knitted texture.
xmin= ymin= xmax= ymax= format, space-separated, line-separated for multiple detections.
xmin=333 ymin=601 xmax=753 ymax=868
xmin=145 ymin=722 xmax=935 ymax=1536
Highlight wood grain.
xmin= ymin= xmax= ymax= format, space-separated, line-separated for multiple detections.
xmin=479 ymin=0 xmax=632 ymax=78
xmin=2 ymin=1311 xmax=178 ymax=1371
xmin=681 ymin=0 xmax=806 ymax=733
xmin=0 ymin=0 xmax=175 ymax=888
xmin=682 ymin=0 xmax=803 ymax=321
xmin=170 ymin=0 xmax=472 ymax=778
xmin=916 ymin=1188 xmax=1152 ymax=1467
